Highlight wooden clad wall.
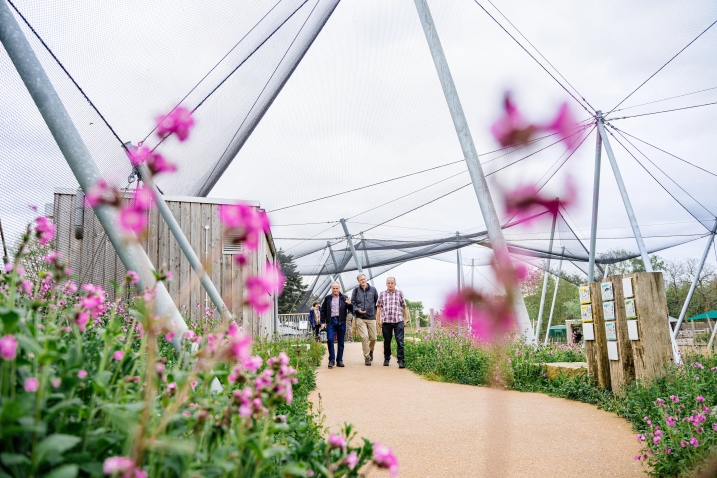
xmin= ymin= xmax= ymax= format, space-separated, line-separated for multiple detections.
xmin=53 ymin=192 xmax=276 ymax=337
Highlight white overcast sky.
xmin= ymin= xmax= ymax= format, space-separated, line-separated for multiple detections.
xmin=2 ymin=0 xmax=717 ymax=311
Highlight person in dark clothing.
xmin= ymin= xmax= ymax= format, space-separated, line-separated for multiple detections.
xmin=320 ymin=282 xmax=352 ymax=368
xmin=308 ymin=302 xmax=321 ymax=341
xmin=351 ymin=273 xmax=378 ymax=366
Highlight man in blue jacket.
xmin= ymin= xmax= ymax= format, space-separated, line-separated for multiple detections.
xmin=320 ymin=282 xmax=353 ymax=368
xmin=351 ymin=273 xmax=378 ymax=366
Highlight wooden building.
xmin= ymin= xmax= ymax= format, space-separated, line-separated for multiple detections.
xmin=51 ymin=188 xmax=278 ymax=338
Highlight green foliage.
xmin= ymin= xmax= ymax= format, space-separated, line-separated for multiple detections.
xmin=0 ymin=228 xmax=378 ymax=478
xmin=520 ymin=266 xmax=582 ymax=338
xmin=405 ymin=328 xmax=717 ymax=477
xmin=277 ymin=249 xmax=309 ymax=314
xmin=404 ymin=300 xmax=428 ymax=327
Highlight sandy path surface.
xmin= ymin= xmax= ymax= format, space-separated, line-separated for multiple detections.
xmin=309 ymin=342 xmax=645 ymax=478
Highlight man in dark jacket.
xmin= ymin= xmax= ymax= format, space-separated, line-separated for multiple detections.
xmin=321 ymin=281 xmax=353 ymax=368
xmin=351 ymin=273 xmax=378 ymax=366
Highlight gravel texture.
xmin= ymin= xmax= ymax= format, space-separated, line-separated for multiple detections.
xmin=309 ymin=342 xmax=645 ymax=477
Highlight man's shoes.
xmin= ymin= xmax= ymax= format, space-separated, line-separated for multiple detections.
xmin=383 ymin=359 xmax=390 ymax=366
xmin=328 ymin=361 xmax=335 ymax=368
xmin=365 ymin=357 xmax=372 ymax=366
xmin=337 ymin=362 xmax=345 ymax=367
xmin=369 ymin=351 xmax=374 ymax=362
xmin=398 ymin=361 xmax=405 ymax=369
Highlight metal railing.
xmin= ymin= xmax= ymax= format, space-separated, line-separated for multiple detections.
xmin=278 ymin=313 xmax=311 ymax=338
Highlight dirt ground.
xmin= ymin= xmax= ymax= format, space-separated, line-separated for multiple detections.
xmin=308 ymin=342 xmax=645 ymax=478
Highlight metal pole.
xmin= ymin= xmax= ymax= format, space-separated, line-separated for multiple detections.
xmin=327 ymin=242 xmax=346 ymax=291
xmin=535 ymin=207 xmax=557 ymax=342
xmin=544 ymin=246 xmax=565 ymax=345
xmin=603 ymin=263 xmax=610 ymax=279
xmin=596 ymin=120 xmax=653 ymax=272
xmin=470 ymin=258 xmax=475 ymax=327
xmin=707 ymin=317 xmax=717 ymax=350
xmin=340 ymin=219 xmax=363 ymax=274
xmin=0 ymin=1 xmax=187 ymax=345
xmin=412 ymin=0 xmax=533 ymax=342
xmin=128 ymin=144 xmax=232 ymax=322
xmin=360 ymin=232 xmax=375 ymax=287
xmin=0 ymin=217 xmax=8 ymax=264
xmin=456 ymin=232 xmax=464 ymax=290
xmin=672 ymin=219 xmax=717 ymax=339
xmin=588 ymin=115 xmax=603 ymax=282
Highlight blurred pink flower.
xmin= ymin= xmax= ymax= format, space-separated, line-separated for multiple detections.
xmin=372 ymin=442 xmax=399 ymax=477
xmin=690 ymin=437 xmax=699 ymax=447
xmin=24 ymin=377 xmax=39 ymax=392
xmin=191 ymin=380 xmax=198 ymax=390
xmin=503 ymin=177 xmax=576 ymax=221
xmin=243 ymin=355 xmax=263 ymax=374
xmin=219 ymin=203 xmax=270 ymax=252
xmin=44 ymin=251 xmax=62 ymax=263
xmin=328 ymin=433 xmax=347 ymax=452
xmin=85 ymin=180 xmax=120 ymax=208
xmin=20 ymin=280 xmax=32 ymax=294
xmin=74 ymin=311 xmax=90 ymax=332
xmin=146 ymin=153 xmax=177 ymax=175
xmin=156 ymin=106 xmax=195 ymax=141
xmin=126 ymin=271 xmax=140 ymax=285
xmin=226 ymin=322 xmax=252 ymax=362
xmin=544 ymin=103 xmax=579 ymax=151
xmin=127 ymin=145 xmax=152 ymax=167
xmin=347 ymin=451 xmax=359 ymax=470
xmin=51 ymin=378 xmax=62 ymax=388
xmin=0 ymin=335 xmax=18 ymax=360
xmin=245 ymin=264 xmax=285 ymax=313
xmin=35 ymin=216 xmax=55 ymax=246
xmin=113 ymin=350 xmax=125 ymax=361
xmin=491 ymin=94 xmax=535 ymax=147
xmin=697 ymin=396 xmax=705 ymax=403
xmin=103 ymin=456 xmax=135 ymax=475
xmin=78 ymin=370 xmax=88 ymax=379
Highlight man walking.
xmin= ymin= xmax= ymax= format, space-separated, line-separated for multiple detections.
xmin=351 ymin=273 xmax=378 ymax=366
xmin=376 ymin=277 xmax=409 ymax=368
xmin=320 ymin=281 xmax=352 ymax=368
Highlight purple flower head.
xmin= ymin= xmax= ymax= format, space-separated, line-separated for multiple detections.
xmin=35 ymin=216 xmax=55 ymax=246
xmin=373 ymin=442 xmax=399 ymax=477
xmin=155 ymin=106 xmax=195 ymax=141
xmin=24 ymin=377 xmax=39 ymax=392
xmin=328 ymin=433 xmax=347 ymax=452
xmin=347 ymin=451 xmax=359 ymax=470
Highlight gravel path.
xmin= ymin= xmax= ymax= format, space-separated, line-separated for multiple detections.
xmin=309 ymin=342 xmax=645 ymax=478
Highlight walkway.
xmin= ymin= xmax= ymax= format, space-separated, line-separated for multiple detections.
xmin=309 ymin=342 xmax=645 ymax=477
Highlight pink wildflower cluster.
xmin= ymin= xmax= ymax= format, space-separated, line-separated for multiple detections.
xmin=72 ymin=283 xmax=107 ymax=331
xmin=372 ymin=442 xmax=399 ymax=477
xmin=491 ymin=94 xmax=579 ymax=151
xmin=502 ymin=177 xmax=576 ymax=222
xmin=35 ymin=216 xmax=55 ymax=246
xmin=103 ymin=456 xmax=146 ymax=478
xmin=230 ymin=351 xmax=297 ymax=420
xmin=218 ymin=203 xmax=270 ymax=265
xmin=245 ymin=263 xmax=285 ymax=313
xmin=85 ymin=180 xmax=122 ymax=208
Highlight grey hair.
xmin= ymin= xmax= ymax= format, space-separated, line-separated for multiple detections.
xmin=386 ymin=277 xmax=396 ymax=283
xmin=331 ymin=281 xmax=341 ymax=287
xmin=356 ymin=273 xmax=367 ymax=281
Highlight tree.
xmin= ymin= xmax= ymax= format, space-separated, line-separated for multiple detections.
xmin=276 ymin=249 xmax=308 ymax=314
xmin=405 ymin=299 xmax=429 ymax=327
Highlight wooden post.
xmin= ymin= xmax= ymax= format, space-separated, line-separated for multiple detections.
xmin=624 ymin=272 xmax=673 ymax=381
xmin=582 ymin=282 xmax=611 ymax=389
xmin=603 ymin=275 xmax=636 ymax=394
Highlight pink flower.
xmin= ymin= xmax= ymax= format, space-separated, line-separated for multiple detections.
xmin=218 ymin=203 xmax=270 ymax=252
xmin=19 ymin=280 xmax=32 ymax=294
xmin=156 ymin=363 xmax=165 ymax=374
xmin=85 ymin=180 xmax=120 ymax=208
xmin=226 ymin=322 xmax=252 ymax=362
xmin=696 ymin=396 xmax=705 ymax=403
xmin=103 ymin=456 xmax=134 ymax=474
xmin=119 ymin=206 xmax=147 ymax=235
xmin=127 ymin=145 xmax=151 ymax=167
xmin=191 ymin=380 xmax=198 ymax=390
xmin=245 ymin=264 xmax=285 ymax=313
xmin=670 ymin=395 xmax=679 ymax=403
xmin=347 ymin=451 xmax=359 ymax=470
xmin=113 ymin=350 xmax=124 ymax=361
xmin=690 ymin=437 xmax=699 ymax=447
xmin=78 ymin=370 xmax=88 ymax=379
xmin=502 ymin=177 xmax=576 ymax=223
xmin=64 ymin=280 xmax=78 ymax=293
xmin=74 ymin=311 xmax=90 ymax=332
xmin=328 ymin=433 xmax=347 ymax=452
xmin=372 ymin=442 xmax=399 ymax=477
xmin=543 ymin=103 xmax=579 ymax=151
xmin=146 ymin=153 xmax=177 ymax=175
xmin=126 ymin=270 xmax=140 ymax=285
xmin=24 ymin=377 xmax=39 ymax=392
xmin=44 ymin=251 xmax=62 ymax=263
xmin=51 ymin=378 xmax=62 ymax=388
xmin=165 ymin=330 xmax=175 ymax=342
xmin=636 ymin=434 xmax=645 ymax=442
xmin=665 ymin=448 xmax=671 ymax=454
xmin=491 ymin=94 xmax=536 ymax=147
xmin=0 ymin=335 xmax=18 ymax=360
xmin=35 ymin=216 xmax=55 ymax=246
xmin=155 ymin=106 xmax=195 ymax=141
xmin=242 ymin=355 xmax=263 ymax=374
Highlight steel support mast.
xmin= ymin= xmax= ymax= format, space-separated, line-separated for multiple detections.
xmin=588 ymin=114 xmax=603 ymax=282
xmin=544 ymin=246 xmax=565 ymax=345
xmin=596 ymin=120 xmax=652 ymax=272
xmin=672 ymin=219 xmax=717 ymax=339
xmin=340 ymin=219 xmax=363 ymax=275
xmin=413 ymin=0 xmax=533 ymax=341
xmin=535 ymin=208 xmax=557 ymax=341
xmin=327 ymin=242 xmax=346 ymax=291
xmin=360 ymin=232 xmax=375 ymax=287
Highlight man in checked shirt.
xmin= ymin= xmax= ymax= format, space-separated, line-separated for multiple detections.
xmin=376 ymin=277 xmax=410 ymax=368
